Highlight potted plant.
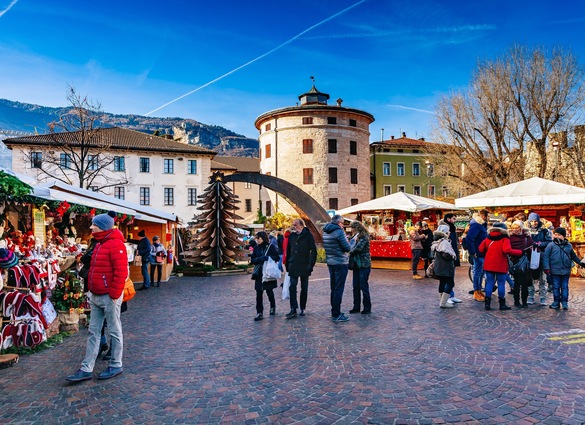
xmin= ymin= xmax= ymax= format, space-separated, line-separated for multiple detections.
xmin=51 ymin=271 xmax=86 ymax=333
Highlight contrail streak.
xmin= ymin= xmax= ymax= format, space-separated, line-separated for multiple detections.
xmin=386 ymin=104 xmax=435 ymax=115
xmin=0 ymin=0 xmax=19 ymax=18
xmin=145 ymin=0 xmax=368 ymax=116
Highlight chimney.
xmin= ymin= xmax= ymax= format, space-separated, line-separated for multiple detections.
xmin=391 ymin=135 xmax=394 ymax=140
xmin=336 ymin=98 xmax=343 ymax=107
xmin=402 ymin=132 xmax=406 ymax=138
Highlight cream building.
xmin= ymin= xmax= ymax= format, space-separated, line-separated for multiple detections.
xmin=3 ymin=127 xmax=216 ymax=223
xmin=254 ymin=85 xmax=375 ymax=216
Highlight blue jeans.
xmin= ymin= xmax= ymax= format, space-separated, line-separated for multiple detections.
xmin=82 ymin=293 xmax=123 ymax=372
xmin=485 ymin=271 xmax=507 ymax=298
xmin=472 ymin=257 xmax=485 ymax=291
xmin=141 ymin=260 xmax=151 ymax=287
xmin=551 ymin=274 xmax=570 ymax=303
xmin=328 ymin=264 xmax=348 ymax=318
xmin=352 ymin=267 xmax=371 ymax=311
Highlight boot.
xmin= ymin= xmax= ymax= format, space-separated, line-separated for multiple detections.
xmin=473 ymin=290 xmax=485 ymax=302
xmin=440 ymin=292 xmax=454 ymax=308
xmin=484 ymin=296 xmax=491 ymax=310
xmin=499 ymin=297 xmax=511 ymax=310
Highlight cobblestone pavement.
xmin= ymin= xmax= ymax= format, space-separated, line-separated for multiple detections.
xmin=2 ymin=265 xmax=585 ymax=424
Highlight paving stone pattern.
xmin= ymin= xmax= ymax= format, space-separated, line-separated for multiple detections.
xmin=2 ymin=265 xmax=585 ymax=424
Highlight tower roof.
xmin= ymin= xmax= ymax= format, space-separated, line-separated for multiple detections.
xmin=298 ymin=84 xmax=330 ymax=105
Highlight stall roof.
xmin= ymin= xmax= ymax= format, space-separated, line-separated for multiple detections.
xmin=337 ymin=192 xmax=460 ymax=215
xmin=33 ymin=187 xmax=137 ymax=216
xmin=37 ymin=181 xmax=177 ymax=223
xmin=455 ymin=177 xmax=585 ymax=208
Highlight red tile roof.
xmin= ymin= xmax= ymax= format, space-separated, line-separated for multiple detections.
xmin=212 ymin=156 xmax=260 ymax=172
xmin=3 ymin=126 xmax=216 ymax=155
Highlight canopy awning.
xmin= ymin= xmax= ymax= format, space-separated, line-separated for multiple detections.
xmin=337 ymin=192 xmax=460 ymax=215
xmin=455 ymin=177 xmax=585 ymax=208
xmin=33 ymin=187 xmax=138 ymax=216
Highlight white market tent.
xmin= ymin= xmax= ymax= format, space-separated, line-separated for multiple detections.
xmin=455 ymin=177 xmax=585 ymax=208
xmin=337 ymin=191 xmax=460 ymax=215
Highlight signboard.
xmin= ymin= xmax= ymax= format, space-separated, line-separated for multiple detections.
xmin=32 ymin=208 xmax=46 ymax=247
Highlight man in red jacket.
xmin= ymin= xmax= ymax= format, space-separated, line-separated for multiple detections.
xmin=66 ymin=211 xmax=128 ymax=382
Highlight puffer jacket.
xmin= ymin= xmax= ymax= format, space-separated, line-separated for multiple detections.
xmin=349 ymin=233 xmax=372 ymax=269
xmin=88 ymin=229 xmax=128 ymax=300
xmin=322 ymin=222 xmax=351 ymax=265
xmin=479 ymin=227 xmax=522 ymax=273
xmin=431 ymin=238 xmax=455 ymax=277
xmin=285 ymin=227 xmax=317 ymax=277
xmin=542 ymin=238 xmax=582 ymax=275
xmin=528 ymin=223 xmax=552 ymax=253
xmin=408 ymin=227 xmax=425 ymax=250
xmin=466 ymin=214 xmax=487 ymax=257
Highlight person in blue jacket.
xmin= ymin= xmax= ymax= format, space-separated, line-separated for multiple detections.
xmin=542 ymin=227 xmax=585 ymax=310
xmin=526 ymin=212 xmax=553 ymax=305
xmin=323 ymin=215 xmax=351 ymax=322
xmin=466 ymin=209 xmax=489 ymax=301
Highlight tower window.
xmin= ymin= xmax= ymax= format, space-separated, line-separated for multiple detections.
xmin=302 ymin=117 xmax=313 ymax=125
xmin=302 ymin=139 xmax=313 ymax=154
xmin=350 ymin=168 xmax=358 ymax=184
xmin=328 ymin=167 xmax=338 ymax=183
xmin=350 ymin=141 xmax=357 ymax=155
xmin=265 ymin=144 xmax=271 ymax=158
xmin=303 ymin=168 xmax=314 ymax=184
xmin=328 ymin=139 xmax=337 ymax=153
xmin=349 ymin=119 xmax=357 ymax=127
xmin=327 ymin=117 xmax=337 ymax=124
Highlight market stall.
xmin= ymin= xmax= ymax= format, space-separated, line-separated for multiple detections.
xmin=337 ymin=192 xmax=461 ymax=269
xmin=455 ymin=177 xmax=585 ymax=276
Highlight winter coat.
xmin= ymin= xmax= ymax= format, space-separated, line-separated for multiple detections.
xmin=137 ymin=237 xmax=152 ymax=260
xmin=542 ymin=238 xmax=582 ymax=276
xmin=431 ymin=238 xmax=456 ymax=277
xmin=150 ymin=242 xmax=167 ymax=264
xmin=509 ymin=232 xmax=533 ymax=262
xmin=285 ymin=227 xmax=317 ymax=277
xmin=88 ymin=228 xmax=129 ymax=300
xmin=478 ymin=227 xmax=522 ymax=274
xmin=408 ymin=227 xmax=425 ymax=250
xmin=251 ymin=242 xmax=280 ymax=291
xmin=441 ymin=219 xmax=461 ymax=267
xmin=322 ymin=222 xmax=351 ymax=266
xmin=528 ymin=223 xmax=552 ymax=253
xmin=349 ymin=232 xmax=372 ymax=269
xmin=466 ymin=215 xmax=487 ymax=257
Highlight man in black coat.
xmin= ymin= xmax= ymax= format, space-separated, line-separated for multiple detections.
xmin=284 ymin=218 xmax=317 ymax=319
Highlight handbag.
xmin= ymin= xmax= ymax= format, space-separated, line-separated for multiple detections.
xmin=282 ymin=272 xmax=291 ymax=300
xmin=155 ymin=253 xmax=164 ymax=264
xmin=426 ymin=260 xmax=439 ymax=279
xmin=348 ymin=254 xmax=362 ymax=270
xmin=530 ymin=247 xmax=541 ymax=270
xmin=251 ymin=263 xmax=262 ymax=280
xmin=123 ymin=277 xmax=136 ymax=302
xmin=509 ymin=254 xmax=528 ymax=274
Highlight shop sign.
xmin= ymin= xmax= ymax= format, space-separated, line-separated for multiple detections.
xmin=32 ymin=208 xmax=45 ymax=247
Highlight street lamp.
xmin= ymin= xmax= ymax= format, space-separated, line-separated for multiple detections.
xmin=552 ymin=140 xmax=560 ymax=181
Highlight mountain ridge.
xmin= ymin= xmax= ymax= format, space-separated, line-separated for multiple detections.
xmin=0 ymin=98 xmax=259 ymax=159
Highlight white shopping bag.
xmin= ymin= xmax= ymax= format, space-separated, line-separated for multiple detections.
xmin=282 ymin=272 xmax=290 ymax=300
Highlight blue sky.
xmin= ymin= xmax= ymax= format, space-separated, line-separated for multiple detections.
xmin=1 ymin=0 xmax=584 ymax=140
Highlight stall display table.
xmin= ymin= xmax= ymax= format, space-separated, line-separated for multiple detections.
xmin=370 ymin=240 xmax=424 ymax=270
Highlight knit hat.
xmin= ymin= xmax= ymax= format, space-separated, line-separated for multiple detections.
xmin=0 ymin=248 xmax=18 ymax=269
xmin=138 ymin=230 xmax=146 ymax=237
xmin=512 ymin=220 xmax=525 ymax=229
xmin=528 ymin=212 xmax=540 ymax=221
xmin=153 ymin=235 xmax=160 ymax=241
xmin=92 ymin=211 xmax=116 ymax=231
xmin=554 ymin=227 xmax=567 ymax=238
xmin=437 ymin=224 xmax=450 ymax=234
xmin=492 ymin=222 xmax=507 ymax=230
xmin=433 ymin=231 xmax=448 ymax=241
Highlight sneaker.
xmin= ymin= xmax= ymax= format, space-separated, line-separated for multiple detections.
xmin=66 ymin=369 xmax=92 ymax=382
xmin=349 ymin=309 xmax=361 ymax=314
xmin=562 ymin=303 xmax=568 ymax=310
xmin=447 ymin=298 xmax=454 ymax=304
xmin=449 ymin=297 xmax=463 ymax=303
xmin=539 ymin=298 xmax=547 ymax=306
xmin=549 ymin=302 xmax=560 ymax=309
xmin=285 ymin=310 xmax=297 ymax=319
xmin=413 ymin=275 xmax=423 ymax=280
xmin=97 ymin=367 xmax=123 ymax=380
xmin=269 ymin=308 xmax=275 ymax=316
xmin=254 ymin=313 xmax=263 ymax=321
xmin=299 ymin=310 xmax=305 ymax=316
xmin=527 ymin=298 xmax=535 ymax=305
xmin=332 ymin=313 xmax=349 ymax=322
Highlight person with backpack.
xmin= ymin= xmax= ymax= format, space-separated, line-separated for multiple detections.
xmin=430 ymin=229 xmax=457 ymax=309
xmin=526 ymin=212 xmax=553 ymax=305
xmin=542 ymin=227 xmax=585 ymax=310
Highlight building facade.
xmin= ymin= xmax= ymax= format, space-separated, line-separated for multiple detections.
xmin=370 ymin=134 xmax=446 ymax=199
xmin=254 ymin=85 xmax=374 ymax=215
xmin=3 ymin=127 xmax=216 ymax=223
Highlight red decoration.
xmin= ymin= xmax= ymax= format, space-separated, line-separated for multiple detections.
xmin=56 ymin=201 xmax=71 ymax=217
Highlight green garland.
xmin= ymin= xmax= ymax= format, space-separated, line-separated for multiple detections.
xmin=0 ymin=171 xmax=33 ymax=202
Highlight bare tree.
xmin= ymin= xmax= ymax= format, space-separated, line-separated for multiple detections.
xmin=26 ymin=86 xmax=128 ymax=189
xmin=433 ymin=45 xmax=585 ymax=194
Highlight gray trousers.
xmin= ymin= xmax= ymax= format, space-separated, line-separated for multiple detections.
xmin=81 ymin=293 xmax=123 ymax=372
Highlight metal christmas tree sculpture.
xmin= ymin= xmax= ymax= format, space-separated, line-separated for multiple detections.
xmin=187 ymin=171 xmax=248 ymax=269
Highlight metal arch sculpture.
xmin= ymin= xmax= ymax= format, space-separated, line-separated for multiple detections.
xmin=223 ymin=172 xmax=330 ymax=242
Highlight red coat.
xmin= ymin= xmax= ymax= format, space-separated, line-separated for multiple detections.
xmin=479 ymin=228 xmax=522 ymax=273
xmin=88 ymin=229 xmax=128 ymax=300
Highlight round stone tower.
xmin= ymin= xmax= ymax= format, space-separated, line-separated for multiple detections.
xmin=254 ymin=84 xmax=375 ymax=216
